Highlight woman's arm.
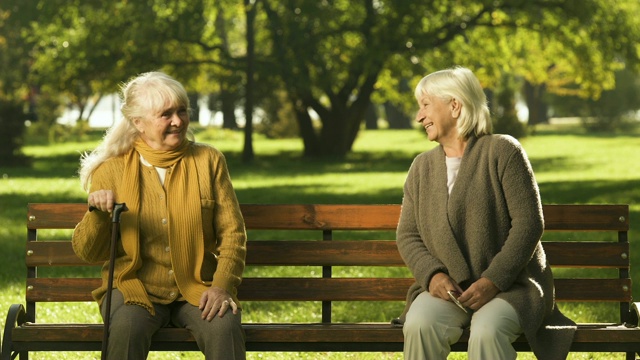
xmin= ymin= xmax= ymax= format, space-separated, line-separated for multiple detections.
xmin=209 ymin=152 xmax=247 ymax=295
xmin=481 ymin=137 xmax=544 ymax=290
xmin=396 ymin=159 xmax=448 ymax=293
xmin=72 ymin=164 xmax=117 ymax=263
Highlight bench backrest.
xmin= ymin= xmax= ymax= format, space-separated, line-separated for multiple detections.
xmin=25 ymin=203 xmax=630 ymax=324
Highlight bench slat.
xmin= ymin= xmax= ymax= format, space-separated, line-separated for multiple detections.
xmin=541 ymin=204 xmax=629 ymax=231
xmin=26 ymin=277 xmax=632 ymax=302
xmin=27 ymin=204 xmax=89 ymax=230
xmin=554 ymin=279 xmax=632 ymax=301
xmin=240 ymin=204 xmax=402 ymax=230
xmin=544 ymin=242 xmax=629 ymax=268
xmin=27 ymin=204 xmax=403 ymax=231
xmin=26 ymin=240 xmax=404 ymax=267
xmin=25 ymin=278 xmax=414 ymax=302
xmin=26 ymin=241 xmax=629 ymax=268
xmin=27 ymin=203 xmax=629 ymax=231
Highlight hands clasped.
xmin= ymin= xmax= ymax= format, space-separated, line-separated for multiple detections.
xmin=429 ymin=273 xmax=499 ymax=312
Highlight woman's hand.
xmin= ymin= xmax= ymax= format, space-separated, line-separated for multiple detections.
xmin=458 ymin=277 xmax=500 ymax=311
xmin=88 ymin=190 xmax=115 ymax=213
xmin=199 ymin=286 xmax=238 ymax=321
xmin=428 ymin=272 xmax=464 ymax=301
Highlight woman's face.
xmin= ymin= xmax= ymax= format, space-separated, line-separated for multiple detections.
xmin=135 ymin=102 xmax=189 ymax=151
xmin=415 ymin=94 xmax=459 ymax=143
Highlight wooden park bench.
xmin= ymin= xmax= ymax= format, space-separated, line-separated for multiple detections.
xmin=2 ymin=203 xmax=639 ymax=359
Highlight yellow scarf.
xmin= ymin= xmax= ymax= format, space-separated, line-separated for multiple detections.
xmin=117 ymin=138 xmax=203 ymax=314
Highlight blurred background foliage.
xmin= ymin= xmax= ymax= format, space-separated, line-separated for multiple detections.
xmin=1 ymin=0 xmax=640 ymax=164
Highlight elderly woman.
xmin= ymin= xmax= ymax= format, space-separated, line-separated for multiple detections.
xmin=395 ymin=66 xmax=575 ymax=359
xmin=72 ymin=71 xmax=247 ymax=359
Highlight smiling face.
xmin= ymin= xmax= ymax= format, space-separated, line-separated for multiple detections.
xmin=416 ymin=94 xmax=461 ymax=144
xmin=120 ymin=72 xmax=192 ymax=151
xmin=135 ymin=102 xmax=190 ymax=151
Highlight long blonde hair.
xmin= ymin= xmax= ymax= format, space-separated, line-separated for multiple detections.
xmin=79 ymin=71 xmax=193 ymax=191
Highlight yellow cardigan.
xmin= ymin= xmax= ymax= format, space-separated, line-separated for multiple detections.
xmin=72 ymin=143 xmax=247 ymax=314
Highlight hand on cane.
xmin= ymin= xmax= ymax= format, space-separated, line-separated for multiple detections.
xmin=88 ymin=190 xmax=116 ymax=213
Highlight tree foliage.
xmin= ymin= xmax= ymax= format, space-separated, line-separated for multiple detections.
xmin=1 ymin=0 xmax=639 ymax=161
xmin=256 ymin=0 xmax=640 ymax=156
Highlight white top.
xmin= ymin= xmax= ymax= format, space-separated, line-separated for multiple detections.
xmin=445 ymin=156 xmax=462 ymax=194
xmin=139 ymin=154 xmax=168 ymax=186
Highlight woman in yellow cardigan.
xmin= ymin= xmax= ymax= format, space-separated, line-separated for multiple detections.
xmin=72 ymin=71 xmax=247 ymax=359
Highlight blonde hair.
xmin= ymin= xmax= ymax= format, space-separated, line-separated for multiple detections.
xmin=79 ymin=71 xmax=193 ymax=191
xmin=414 ymin=66 xmax=492 ymax=139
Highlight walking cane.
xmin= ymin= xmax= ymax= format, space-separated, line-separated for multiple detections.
xmin=90 ymin=203 xmax=128 ymax=360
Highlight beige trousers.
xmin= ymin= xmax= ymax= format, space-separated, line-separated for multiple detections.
xmin=403 ymin=291 xmax=522 ymax=360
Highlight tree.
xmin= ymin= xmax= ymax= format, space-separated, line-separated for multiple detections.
xmin=257 ymin=0 xmax=640 ymax=157
xmin=4 ymin=0 xmax=640 ymax=163
xmin=0 ymin=1 xmax=39 ymax=165
xmin=547 ymin=68 xmax=640 ymax=131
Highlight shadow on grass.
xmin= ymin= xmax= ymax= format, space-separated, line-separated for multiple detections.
xmin=538 ymin=178 xmax=640 ymax=204
xmin=530 ymin=156 xmax=586 ymax=174
xmin=224 ymin=149 xmax=415 ymax=179
xmin=1 ymin=153 xmax=82 ymax=179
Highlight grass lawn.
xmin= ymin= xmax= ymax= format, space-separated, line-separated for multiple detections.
xmin=1 ymin=124 xmax=639 ymax=359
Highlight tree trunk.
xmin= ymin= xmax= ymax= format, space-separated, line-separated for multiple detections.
xmin=523 ymin=81 xmax=549 ymax=126
xmin=220 ymin=90 xmax=238 ymax=129
xmin=242 ymin=0 xmax=256 ymax=163
xmin=0 ymin=99 xmax=29 ymax=166
xmin=384 ymin=102 xmax=411 ymax=129
xmin=365 ymin=102 xmax=378 ymax=130
xmin=188 ymin=93 xmax=200 ymax=124
xmin=293 ymin=98 xmax=322 ymax=157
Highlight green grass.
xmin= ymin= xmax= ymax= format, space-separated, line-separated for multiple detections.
xmin=1 ymin=125 xmax=639 ymax=359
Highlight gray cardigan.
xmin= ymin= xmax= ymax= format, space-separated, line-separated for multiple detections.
xmin=395 ymin=134 xmax=575 ymax=359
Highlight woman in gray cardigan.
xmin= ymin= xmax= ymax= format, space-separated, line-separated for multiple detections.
xmin=396 ymin=66 xmax=575 ymax=359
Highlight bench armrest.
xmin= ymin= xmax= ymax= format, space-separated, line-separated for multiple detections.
xmin=628 ymin=302 xmax=640 ymax=327
xmin=3 ymin=304 xmax=27 ymax=358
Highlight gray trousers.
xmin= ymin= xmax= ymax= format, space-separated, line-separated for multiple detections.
xmin=101 ymin=289 xmax=246 ymax=359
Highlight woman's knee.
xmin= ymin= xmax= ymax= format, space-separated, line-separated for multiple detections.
xmin=403 ymin=292 xmax=468 ymax=338
xmin=469 ymin=298 xmax=521 ymax=343
xmin=403 ymin=313 xmax=439 ymax=337
xmin=195 ymin=310 xmax=244 ymax=339
xmin=109 ymin=308 xmax=162 ymax=341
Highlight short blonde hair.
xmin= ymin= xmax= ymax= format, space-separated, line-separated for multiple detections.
xmin=414 ymin=66 xmax=492 ymax=139
xmin=78 ymin=71 xmax=193 ymax=191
